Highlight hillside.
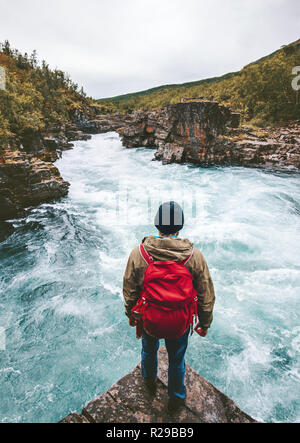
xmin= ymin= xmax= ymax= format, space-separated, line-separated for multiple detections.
xmin=0 ymin=41 xmax=100 ymax=147
xmin=98 ymin=39 xmax=300 ymax=125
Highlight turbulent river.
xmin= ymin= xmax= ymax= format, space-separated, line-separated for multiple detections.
xmin=0 ymin=133 xmax=299 ymax=423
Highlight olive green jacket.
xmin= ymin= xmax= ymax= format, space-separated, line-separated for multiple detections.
xmin=123 ymin=236 xmax=215 ymax=330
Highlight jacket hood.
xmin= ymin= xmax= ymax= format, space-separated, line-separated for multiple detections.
xmin=143 ymin=236 xmax=194 ymax=262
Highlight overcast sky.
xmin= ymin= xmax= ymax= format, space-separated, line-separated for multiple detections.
xmin=0 ymin=0 xmax=299 ymax=98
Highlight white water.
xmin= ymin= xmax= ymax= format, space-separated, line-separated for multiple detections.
xmin=0 ymin=133 xmax=299 ymax=422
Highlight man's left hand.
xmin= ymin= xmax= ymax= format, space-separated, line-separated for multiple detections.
xmin=129 ymin=318 xmax=138 ymax=327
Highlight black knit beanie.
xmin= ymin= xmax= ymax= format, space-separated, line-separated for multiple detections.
xmin=154 ymin=201 xmax=184 ymax=235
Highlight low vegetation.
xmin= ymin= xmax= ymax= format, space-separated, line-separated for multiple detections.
xmin=0 ymin=41 xmax=100 ymax=145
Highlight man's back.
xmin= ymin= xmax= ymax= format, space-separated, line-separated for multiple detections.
xmin=123 ymin=236 xmax=215 ymax=331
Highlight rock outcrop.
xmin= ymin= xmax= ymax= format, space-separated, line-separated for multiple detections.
xmin=61 ymin=348 xmax=257 ymax=424
xmin=0 ymin=149 xmax=70 ymax=221
xmin=117 ymin=102 xmax=300 ymax=170
xmin=221 ymin=124 xmax=300 ymax=170
xmin=118 ymin=102 xmax=240 ymax=164
xmin=0 ymin=122 xmax=93 ymax=222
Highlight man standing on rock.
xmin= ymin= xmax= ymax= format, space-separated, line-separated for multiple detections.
xmin=123 ymin=201 xmax=215 ymax=414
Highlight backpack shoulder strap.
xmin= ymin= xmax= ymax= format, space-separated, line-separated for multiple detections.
xmin=181 ymin=248 xmax=194 ymax=266
xmin=139 ymin=244 xmax=154 ymax=265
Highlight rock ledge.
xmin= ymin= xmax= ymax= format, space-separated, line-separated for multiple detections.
xmin=61 ymin=348 xmax=258 ymax=424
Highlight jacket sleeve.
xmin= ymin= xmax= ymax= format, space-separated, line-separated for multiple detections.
xmin=123 ymin=247 xmax=145 ymax=318
xmin=190 ymin=250 xmax=216 ymax=330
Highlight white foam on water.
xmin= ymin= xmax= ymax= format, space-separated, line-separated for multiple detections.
xmin=0 ymin=132 xmax=299 ymax=423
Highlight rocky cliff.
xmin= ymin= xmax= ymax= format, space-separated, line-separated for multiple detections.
xmin=118 ymin=101 xmax=240 ymax=165
xmin=61 ymin=348 xmax=258 ymax=424
xmin=0 ymin=122 xmax=91 ymax=222
xmin=117 ymin=102 xmax=300 ymax=170
xmin=0 ymin=149 xmax=69 ymax=220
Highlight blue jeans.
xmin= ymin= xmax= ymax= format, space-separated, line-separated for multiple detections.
xmin=141 ymin=328 xmax=189 ymax=399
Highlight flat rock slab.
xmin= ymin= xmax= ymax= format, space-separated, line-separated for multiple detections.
xmin=61 ymin=348 xmax=257 ymax=423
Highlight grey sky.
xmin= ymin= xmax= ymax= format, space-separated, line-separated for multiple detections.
xmin=0 ymin=0 xmax=299 ymax=98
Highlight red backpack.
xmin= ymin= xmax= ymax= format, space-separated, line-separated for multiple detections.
xmin=131 ymin=243 xmax=198 ymax=340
